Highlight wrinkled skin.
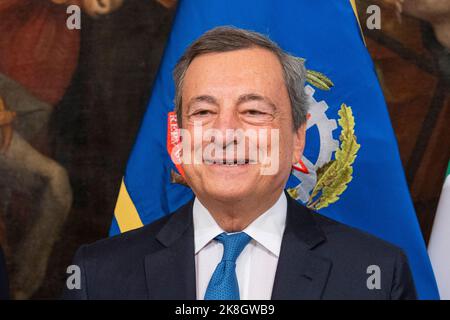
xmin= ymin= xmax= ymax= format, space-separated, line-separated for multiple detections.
xmin=180 ymin=48 xmax=306 ymax=232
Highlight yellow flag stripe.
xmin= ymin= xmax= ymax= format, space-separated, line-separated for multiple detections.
xmin=114 ymin=178 xmax=143 ymax=233
xmin=350 ymin=0 xmax=367 ymax=46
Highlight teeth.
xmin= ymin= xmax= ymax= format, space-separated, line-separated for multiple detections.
xmin=203 ymin=159 xmax=253 ymax=165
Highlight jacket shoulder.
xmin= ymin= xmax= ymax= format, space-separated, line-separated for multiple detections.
xmin=311 ymin=211 xmax=404 ymax=257
xmin=306 ymin=208 xmax=416 ymax=299
xmin=82 ymin=213 xmax=170 ymax=259
xmin=62 ymin=203 xmax=191 ymax=299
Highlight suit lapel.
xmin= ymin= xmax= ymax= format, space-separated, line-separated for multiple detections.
xmin=144 ymin=194 xmax=332 ymax=300
xmin=271 ymin=193 xmax=332 ymax=299
xmin=144 ymin=200 xmax=197 ymax=300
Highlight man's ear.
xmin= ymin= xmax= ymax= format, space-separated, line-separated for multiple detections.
xmin=291 ymin=123 xmax=306 ymax=165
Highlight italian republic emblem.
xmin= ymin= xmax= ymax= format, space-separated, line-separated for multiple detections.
xmin=288 ymin=65 xmax=361 ymax=210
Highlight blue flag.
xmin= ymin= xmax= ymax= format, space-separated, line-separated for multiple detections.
xmin=110 ymin=0 xmax=439 ymax=299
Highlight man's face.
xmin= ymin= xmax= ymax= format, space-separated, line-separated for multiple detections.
xmin=180 ymin=47 xmax=306 ymax=203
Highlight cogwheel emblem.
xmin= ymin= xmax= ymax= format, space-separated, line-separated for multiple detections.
xmin=289 ymin=85 xmax=339 ymax=203
xmin=288 ymin=67 xmax=360 ymax=210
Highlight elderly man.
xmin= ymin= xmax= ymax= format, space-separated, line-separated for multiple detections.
xmin=63 ymin=27 xmax=417 ymax=300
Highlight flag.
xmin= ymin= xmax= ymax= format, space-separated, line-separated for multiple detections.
xmin=110 ymin=0 xmax=439 ymax=299
xmin=428 ymin=161 xmax=450 ymax=299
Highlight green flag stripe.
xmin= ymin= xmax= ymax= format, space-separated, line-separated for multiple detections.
xmin=446 ymin=161 xmax=450 ymax=178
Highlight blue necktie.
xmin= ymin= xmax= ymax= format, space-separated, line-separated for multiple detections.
xmin=204 ymin=232 xmax=252 ymax=300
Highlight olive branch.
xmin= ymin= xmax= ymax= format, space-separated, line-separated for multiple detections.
xmin=306 ymin=69 xmax=334 ymax=91
xmin=304 ymin=103 xmax=360 ymax=210
xmin=299 ymin=57 xmax=334 ymax=90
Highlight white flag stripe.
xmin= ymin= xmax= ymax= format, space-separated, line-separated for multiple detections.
xmin=428 ymin=171 xmax=450 ymax=300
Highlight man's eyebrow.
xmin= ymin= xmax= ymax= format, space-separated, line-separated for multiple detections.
xmin=186 ymin=95 xmax=219 ymax=110
xmin=236 ymin=93 xmax=277 ymax=110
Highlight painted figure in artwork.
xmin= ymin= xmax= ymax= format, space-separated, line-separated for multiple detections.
xmin=0 ymin=0 xmax=124 ymax=299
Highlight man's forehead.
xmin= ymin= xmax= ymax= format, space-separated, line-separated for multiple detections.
xmin=182 ymin=47 xmax=285 ymax=95
xmin=185 ymin=48 xmax=284 ymax=78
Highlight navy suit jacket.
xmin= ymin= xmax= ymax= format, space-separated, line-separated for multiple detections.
xmin=63 ymin=193 xmax=417 ymax=300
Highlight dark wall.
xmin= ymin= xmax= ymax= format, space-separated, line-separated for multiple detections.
xmin=40 ymin=0 xmax=176 ymax=298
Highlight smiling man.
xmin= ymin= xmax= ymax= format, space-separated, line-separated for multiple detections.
xmin=63 ymin=27 xmax=417 ymax=300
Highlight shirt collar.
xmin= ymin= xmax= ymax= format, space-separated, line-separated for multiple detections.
xmin=193 ymin=192 xmax=287 ymax=257
xmin=193 ymin=198 xmax=224 ymax=255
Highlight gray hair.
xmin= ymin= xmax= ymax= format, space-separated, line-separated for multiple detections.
xmin=173 ymin=26 xmax=308 ymax=130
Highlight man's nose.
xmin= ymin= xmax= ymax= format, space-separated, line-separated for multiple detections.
xmin=211 ymin=109 xmax=242 ymax=147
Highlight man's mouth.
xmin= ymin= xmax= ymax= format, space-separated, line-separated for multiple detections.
xmin=203 ymin=159 xmax=256 ymax=166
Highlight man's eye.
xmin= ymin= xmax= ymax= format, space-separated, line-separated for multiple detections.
xmin=243 ymin=110 xmax=266 ymax=116
xmin=192 ymin=110 xmax=213 ymax=116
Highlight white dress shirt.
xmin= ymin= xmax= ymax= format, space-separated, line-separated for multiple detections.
xmin=193 ymin=192 xmax=287 ymax=300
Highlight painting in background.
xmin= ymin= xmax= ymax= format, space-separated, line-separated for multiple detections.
xmin=0 ymin=0 xmax=176 ymax=299
xmin=356 ymin=0 xmax=450 ymax=239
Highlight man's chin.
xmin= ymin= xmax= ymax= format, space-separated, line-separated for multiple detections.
xmin=204 ymin=186 xmax=254 ymax=203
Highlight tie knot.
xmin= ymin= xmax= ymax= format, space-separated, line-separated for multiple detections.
xmin=215 ymin=232 xmax=252 ymax=262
